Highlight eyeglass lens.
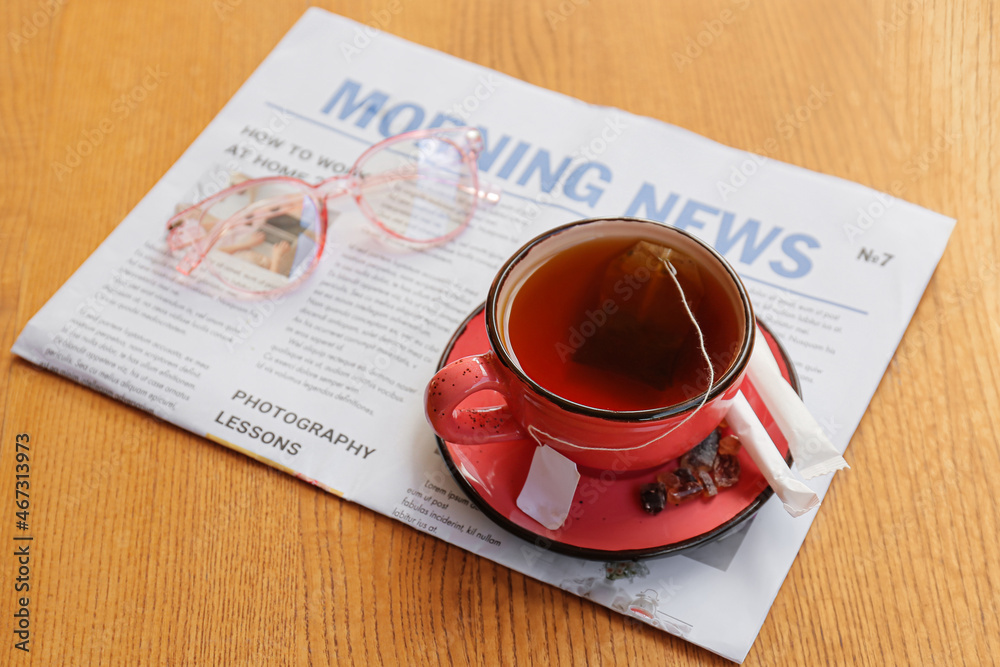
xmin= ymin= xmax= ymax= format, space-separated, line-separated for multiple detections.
xmin=193 ymin=133 xmax=477 ymax=294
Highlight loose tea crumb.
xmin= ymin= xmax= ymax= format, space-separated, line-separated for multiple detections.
xmin=638 ymin=427 xmax=744 ymax=513
xmin=639 ymin=482 xmax=667 ymax=515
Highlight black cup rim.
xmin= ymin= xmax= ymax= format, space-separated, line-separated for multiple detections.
xmin=485 ymin=217 xmax=755 ymax=423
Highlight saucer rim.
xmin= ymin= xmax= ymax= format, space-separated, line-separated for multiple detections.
xmin=434 ymin=304 xmax=800 ymax=561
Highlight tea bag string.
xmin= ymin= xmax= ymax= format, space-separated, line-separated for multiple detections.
xmin=527 ymin=257 xmax=715 ymax=452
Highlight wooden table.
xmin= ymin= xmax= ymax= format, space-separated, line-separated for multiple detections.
xmin=2 ymin=0 xmax=997 ymax=663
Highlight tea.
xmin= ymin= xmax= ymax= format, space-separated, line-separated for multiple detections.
xmin=506 ymin=235 xmax=744 ymax=411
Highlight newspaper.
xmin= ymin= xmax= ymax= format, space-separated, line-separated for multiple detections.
xmin=12 ymin=9 xmax=954 ymax=662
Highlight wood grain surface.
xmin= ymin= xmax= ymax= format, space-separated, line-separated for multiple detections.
xmin=1 ymin=0 xmax=997 ymax=664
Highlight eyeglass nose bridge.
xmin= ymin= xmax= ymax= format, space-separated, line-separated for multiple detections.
xmin=316 ymin=176 xmax=357 ymax=207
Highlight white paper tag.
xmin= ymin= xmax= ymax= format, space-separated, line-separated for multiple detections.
xmin=516 ymin=445 xmax=581 ymax=530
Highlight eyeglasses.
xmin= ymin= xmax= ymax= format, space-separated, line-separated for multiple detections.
xmin=166 ymin=126 xmax=499 ymax=295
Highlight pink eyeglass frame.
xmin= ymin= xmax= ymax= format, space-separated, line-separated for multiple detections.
xmin=166 ymin=126 xmax=498 ymax=296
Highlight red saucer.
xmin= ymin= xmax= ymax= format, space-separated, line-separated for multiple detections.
xmin=434 ymin=306 xmax=799 ymax=560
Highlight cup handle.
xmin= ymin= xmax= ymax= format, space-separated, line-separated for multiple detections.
xmin=425 ymin=352 xmax=526 ymax=444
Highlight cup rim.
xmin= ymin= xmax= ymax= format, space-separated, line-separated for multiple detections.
xmin=485 ymin=216 xmax=756 ymax=423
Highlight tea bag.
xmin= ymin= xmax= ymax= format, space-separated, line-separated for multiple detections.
xmin=574 ymin=241 xmax=705 ymax=389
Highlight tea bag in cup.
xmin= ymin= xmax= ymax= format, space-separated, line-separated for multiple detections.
xmin=573 ymin=241 xmax=705 ymax=389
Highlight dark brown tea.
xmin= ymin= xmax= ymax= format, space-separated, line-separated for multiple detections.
xmin=506 ymin=235 xmax=744 ymax=412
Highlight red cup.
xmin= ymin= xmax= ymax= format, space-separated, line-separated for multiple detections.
xmin=425 ymin=217 xmax=755 ymax=472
